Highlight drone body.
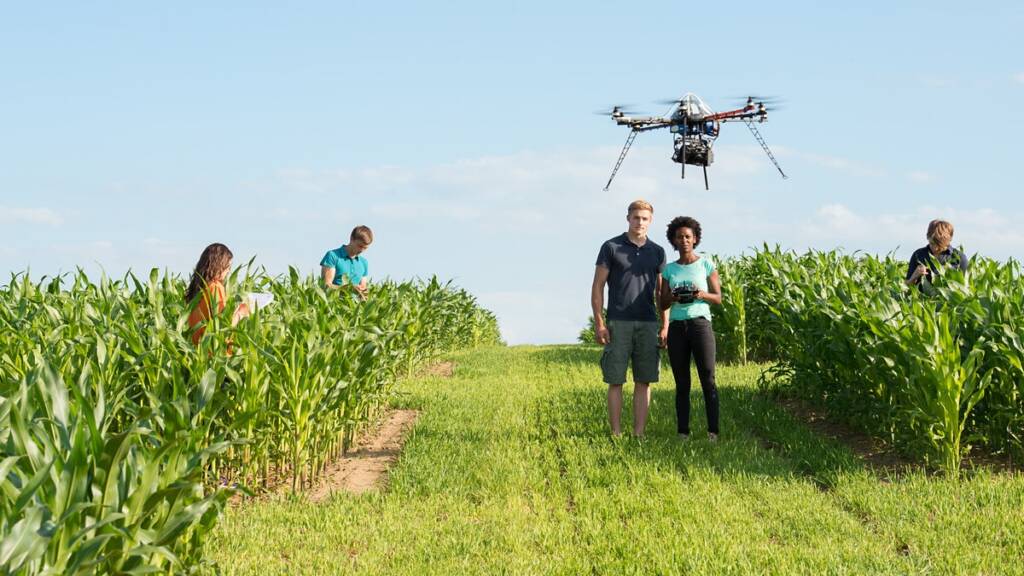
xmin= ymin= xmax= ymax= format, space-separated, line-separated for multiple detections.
xmin=602 ymin=93 xmax=786 ymax=190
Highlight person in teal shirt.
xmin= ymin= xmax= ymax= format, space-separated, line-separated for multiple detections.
xmin=320 ymin=225 xmax=373 ymax=299
xmin=658 ymin=216 xmax=723 ymax=441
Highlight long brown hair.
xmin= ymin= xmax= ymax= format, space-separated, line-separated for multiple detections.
xmin=185 ymin=243 xmax=233 ymax=303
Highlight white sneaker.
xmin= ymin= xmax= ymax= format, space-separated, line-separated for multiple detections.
xmin=708 ymin=433 xmax=718 ymax=442
xmin=678 ymin=433 xmax=689 ymax=441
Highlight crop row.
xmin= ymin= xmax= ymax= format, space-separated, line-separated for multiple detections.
xmin=0 ymin=268 xmax=500 ymax=574
xmin=714 ymin=248 xmax=1023 ymax=474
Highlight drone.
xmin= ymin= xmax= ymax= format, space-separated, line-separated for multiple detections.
xmin=601 ymin=93 xmax=787 ymax=190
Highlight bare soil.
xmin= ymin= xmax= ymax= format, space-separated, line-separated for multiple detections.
xmin=307 ymin=409 xmax=420 ymax=502
xmin=417 ymin=360 xmax=454 ymax=378
xmin=774 ymin=396 xmax=917 ymax=474
xmin=775 ymin=396 xmax=1021 ymax=475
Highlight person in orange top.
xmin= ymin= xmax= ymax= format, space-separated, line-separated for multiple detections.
xmin=185 ymin=243 xmax=249 ymax=346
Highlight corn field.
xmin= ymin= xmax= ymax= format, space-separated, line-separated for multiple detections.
xmin=714 ymin=247 xmax=1024 ymax=474
xmin=0 ymin=268 xmax=501 ymax=574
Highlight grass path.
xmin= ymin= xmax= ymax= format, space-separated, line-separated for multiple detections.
xmin=210 ymin=345 xmax=1024 ymax=575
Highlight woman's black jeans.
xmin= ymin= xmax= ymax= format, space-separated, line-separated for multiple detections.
xmin=666 ymin=318 xmax=719 ymax=435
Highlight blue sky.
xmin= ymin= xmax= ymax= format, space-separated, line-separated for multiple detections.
xmin=2 ymin=1 xmax=1022 ymax=343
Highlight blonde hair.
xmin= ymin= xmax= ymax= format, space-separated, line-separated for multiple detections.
xmin=627 ymin=199 xmax=653 ymax=215
xmin=926 ymin=219 xmax=954 ymax=250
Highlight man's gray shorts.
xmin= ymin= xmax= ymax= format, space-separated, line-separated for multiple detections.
xmin=600 ymin=319 xmax=660 ymax=385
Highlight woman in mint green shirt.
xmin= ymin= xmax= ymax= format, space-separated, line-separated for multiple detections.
xmin=658 ymin=216 xmax=723 ymax=441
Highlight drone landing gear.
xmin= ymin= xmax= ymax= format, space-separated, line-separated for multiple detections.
xmin=676 ymin=152 xmax=710 ymax=190
xmin=680 ymin=163 xmax=709 ymax=190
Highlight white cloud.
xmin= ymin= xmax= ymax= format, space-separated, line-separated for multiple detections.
xmin=14 ymin=143 xmax=1009 ymax=345
xmin=476 ymin=289 xmax=585 ymax=345
xmin=274 ymin=144 xmax=777 ymax=236
xmin=369 ymin=202 xmax=482 ymax=223
xmin=907 ymin=171 xmax=936 ymax=183
xmin=265 ymin=145 xmax=787 ymax=343
xmin=264 ymin=207 xmax=349 ymax=224
xmin=797 ymin=204 xmax=1024 ymax=259
xmin=273 ymin=165 xmax=415 ymax=196
xmin=52 ymin=240 xmax=115 ymax=258
xmin=143 ymin=237 xmax=187 ymax=258
xmin=0 ymin=206 xmax=64 ymax=226
xmin=38 ymin=238 xmax=207 ymax=281
xmin=818 ymin=204 xmax=865 ymax=232
xmin=917 ymin=74 xmax=959 ymax=89
xmin=267 ymin=144 xmax=972 ymax=343
xmin=780 ymin=148 xmax=887 ymax=178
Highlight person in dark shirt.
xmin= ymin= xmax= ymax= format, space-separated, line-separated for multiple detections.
xmin=591 ymin=199 xmax=668 ymax=437
xmin=905 ymin=219 xmax=968 ymax=292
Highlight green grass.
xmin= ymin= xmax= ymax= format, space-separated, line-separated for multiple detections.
xmin=209 ymin=345 xmax=1024 ymax=575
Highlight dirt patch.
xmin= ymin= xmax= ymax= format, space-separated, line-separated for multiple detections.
xmin=774 ymin=396 xmax=917 ymax=474
xmin=774 ymin=396 xmax=1021 ymax=475
xmin=306 ymin=409 xmax=419 ymax=502
xmin=418 ymin=361 xmax=454 ymax=378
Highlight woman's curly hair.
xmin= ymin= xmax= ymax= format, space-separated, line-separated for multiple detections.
xmin=185 ymin=243 xmax=233 ymax=303
xmin=665 ymin=216 xmax=702 ymax=250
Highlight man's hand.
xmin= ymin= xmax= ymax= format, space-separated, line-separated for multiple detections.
xmin=595 ymin=325 xmax=610 ymax=345
xmin=658 ymin=325 xmax=668 ymax=349
xmin=352 ymin=284 xmax=368 ymax=300
xmin=910 ymin=264 xmax=930 ymax=283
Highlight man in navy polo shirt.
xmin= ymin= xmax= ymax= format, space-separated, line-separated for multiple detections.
xmin=591 ymin=200 xmax=669 ymax=437
xmin=321 ymin=225 xmax=373 ymax=299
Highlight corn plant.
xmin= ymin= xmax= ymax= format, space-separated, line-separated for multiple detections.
xmin=0 ymin=267 xmax=501 ymax=574
xmin=1 ymin=362 xmax=236 ymax=574
xmin=711 ymin=248 xmax=1022 ymax=474
xmin=713 ymin=256 xmax=747 ymax=364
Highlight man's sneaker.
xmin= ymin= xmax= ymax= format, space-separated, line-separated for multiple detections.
xmin=708 ymin=432 xmax=719 ymax=442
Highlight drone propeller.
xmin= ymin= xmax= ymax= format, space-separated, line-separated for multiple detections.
xmin=654 ymin=98 xmax=686 ymax=106
xmin=593 ymin=104 xmax=640 ymax=116
xmin=729 ymin=95 xmax=785 ymax=106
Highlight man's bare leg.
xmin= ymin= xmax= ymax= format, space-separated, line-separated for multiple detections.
xmin=608 ymin=384 xmax=624 ymax=436
xmin=633 ymin=382 xmax=651 ymax=437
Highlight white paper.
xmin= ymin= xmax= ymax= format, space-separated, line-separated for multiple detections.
xmin=245 ymin=292 xmax=275 ymax=310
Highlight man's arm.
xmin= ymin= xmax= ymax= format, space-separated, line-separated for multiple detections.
xmin=905 ymin=251 xmax=928 ymax=286
xmin=353 ymin=260 xmax=370 ymax=297
xmin=321 ymin=265 xmax=337 ymax=289
xmin=591 ymin=265 xmax=610 ymax=345
xmin=657 ymin=275 xmax=670 ymax=348
xmin=906 ymin=263 xmax=928 ymax=286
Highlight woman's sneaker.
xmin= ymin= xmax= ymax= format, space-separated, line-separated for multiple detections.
xmin=708 ymin=433 xmax=719 ymax=442
xmin=678 ymin=433 xmax=689 ymax=441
